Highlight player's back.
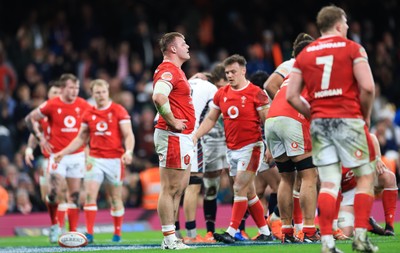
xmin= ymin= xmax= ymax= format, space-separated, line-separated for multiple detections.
xmin=294 ymin=36 xmax=366 ymax=119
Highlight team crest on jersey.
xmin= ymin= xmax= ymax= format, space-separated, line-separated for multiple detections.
xmin=158 ymin=154 xmax=164 ymax=162
xmin=64 ymin=116 xmax=76 ymax=128
xmin=241 ymin=96 xmax=247 ymax=107
xmin=291 ymin=142 xmax=299 ymax=149
xmin=227 ymin=106 xmax=239 ymax=119
xmin=92 ymin=115 xmax=96 ymax=120
xmin=359 ymin=47 xmax=368 ymax=59
xmin=57 ymin=108 xmax=62 ymax=114
xmin=354 ymin=149 xmax=363 ymax=159
xmin=224 ymin=97 xmax=227 ymax=102
xmin=52 ymin=163 xmax=58 ymax=170
xmin=161 ymin=72 xmax=173 ymax=81
xmin=184 ymin=154 xmax=190 ymax=165
xmin=86 ymin=163 xmax=93 ymax=171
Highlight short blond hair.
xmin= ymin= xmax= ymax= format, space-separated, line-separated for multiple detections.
xmin=90 ymin=79 xmax=109 ymax=91
xmin=159 ymin=32 xmax=185 ymax=54
xmin=317 ymin=5 xmax=346 ymax=33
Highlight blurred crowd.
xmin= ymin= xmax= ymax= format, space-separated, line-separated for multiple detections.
xmin=0 ymin=0 xmax=400 ymax=215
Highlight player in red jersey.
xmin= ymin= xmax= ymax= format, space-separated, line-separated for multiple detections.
xmin=194 ymin=54 xmax=272 ymax=244
xmin=25 ymin=74 xmax=91 ymax=237
xmin=152 ymin=32 xmax=195 ymax=250
xmin=54 ymin=79 xmax=135 ymax=243
xmin=338 ymin=133 xmax=397 ymax=237
xmin=24 ymin=81 xmax=68 ymax=243
xmin=287 ymin=5 xmax=378 ymax=253
xmin=265 ymin=37 xmax=320 ymax=243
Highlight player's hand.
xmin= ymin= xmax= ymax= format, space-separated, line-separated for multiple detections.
xmin=39 ymin=136 xmax=53 ymax=154
xmin=122 ymin=150 xmax=133 ymax=165
xmin=192 ymin=134 xmax=198 ymax=146
xmin=376 ymin=159 xmax=386 ymax=175
xmin=264 ymin=148 xmax=273 ymax=164
xmin=24 ymin=148 xmax=34 ymax=168
xmin=53 ymin=153 xmax=64 ymax=164
xmin=171 ymin=118 xmax=188 ymax=131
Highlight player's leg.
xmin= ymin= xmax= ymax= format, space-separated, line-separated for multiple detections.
xmin=159 ymin=166 xmax=190 ymax=247
xmin=203 ymin=170 xmax=221 ymax=242
xmin=83 ymin=180 xmax=101 ymax=242
xmin=183 ymin=172 xmax=203 ymax=243
xmin=377 ymin=169 xmax=398 ymax=235
xmin=338 ymin=205 xmax=355 ymax=237
xmin=262 ymin=165 xmax=280 ymax=217
xmin=275 ymin=156 xmax=298 ymax=243
xmin=64 ymin=152 xmax=85 ymax=232
xmin=294 ymin=154 xmax=319 ymax=242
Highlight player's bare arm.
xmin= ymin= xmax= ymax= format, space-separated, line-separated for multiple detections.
xmin=25 ymin=134 xmax=38 ymax=168
xmin=193 ymin=107 xmax=220 ymax=144
xmin=120 ymin=122 xmax=135 ymax=165
xmin=25 ymin=108 xmax=53 ymax=154
xmin=152 ymin=80 xmax=187 ymax=131
xmin=354 ymin=60 xmax=375 ymax=128
xmin=286 ymin=72 xmax=311 ymax=119
xmin=264 ymin=73 xmax=284 ymax=99
xmin=53 ymin=125 xmax=89 ymax=163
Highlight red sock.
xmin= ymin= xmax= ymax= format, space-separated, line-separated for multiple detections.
xmin=248 ymin=196 xmax=267 ymax=228
xmin=46 ymin=202 xmax=59 ymax=225
xmin=111 ymin=208 xmax=125 ymax=236
xmin=354 ymin=193 xmax=374 ymax=229
xmin=57 ymin=209 xmax=66 ymax=228
xmin=230 ymin=198 xmax=248 ymax=230
xmin=84 ymin=204 xmax=97 ymax=234
xmin=68 ymin=206 xmax=80 ymax=232
xmin=303 ymin=226 xmax=316 ymax=237
xmin=293 ymin=195 xmax=303 ymax=225
xmin=317 ymin=192 xmax=336 ymax=235
xmin=382 ymin=189 xmax=398 ymax=228
xmin=334 ymin=192 xmax=343 ymax=220
xmin=282 ymin=226 xmax=294 ymax=236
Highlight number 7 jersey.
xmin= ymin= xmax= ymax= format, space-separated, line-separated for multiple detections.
xmin=293 ymin=35 xmax=368 ymax=119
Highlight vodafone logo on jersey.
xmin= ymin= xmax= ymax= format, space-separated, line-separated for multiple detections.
xmin=62 ymin=116 xmax=78 ymax=132
xmin=96 ymin=121 xmax=108 ymax=131
xmin=227 ymin=106 xmax=239 ymax=119
xmin=95 ymin=121 xmax=111 ymax=136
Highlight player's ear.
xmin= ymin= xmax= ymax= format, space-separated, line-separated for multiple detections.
xmin=171 ymin=45 xmax=177 ymax=53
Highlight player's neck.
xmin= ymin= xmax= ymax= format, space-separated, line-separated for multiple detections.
xmin=60 ymin=95 xmax=76 ymax=104
xmin=96 ymin=100 xmax=112 ymax=110
xmin=163 ymin=56 xmax=184 ymax=68
xmin=231 ymin=80 xmax=249 ymax=91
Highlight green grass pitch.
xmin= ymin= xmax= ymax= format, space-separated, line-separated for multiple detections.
xmin=0 ymin=223 xmax=399 ymax=252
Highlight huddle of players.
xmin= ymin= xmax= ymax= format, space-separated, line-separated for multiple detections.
xmin=152 ymin=5 xmax=397 ymax=253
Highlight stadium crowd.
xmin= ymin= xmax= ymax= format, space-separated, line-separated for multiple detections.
xmin=0 ymin=0 xmax=399 ymax=224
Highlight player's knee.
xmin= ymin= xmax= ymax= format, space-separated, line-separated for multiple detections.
xmin=204 ymin=177 xmax=220 ymax=200
xmin=276 ymin=160 xmax=295 ymax=173
xmin=352 ymin=162 xmax=375 ymax=177
xmin=189 ymin=175 xmax=203 ymax=185
xmin=295 ymin=156 xmax=315 ymax=171
xmin=70 ymin=191 xmax=80 ymax=206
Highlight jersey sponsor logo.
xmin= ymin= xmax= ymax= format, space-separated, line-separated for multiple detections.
xmin=161 ymin=72 xmax=173 ymax=81
xmin=306 ymin=42 xmax=346 ymax=52
xmin=184 ymin=154 xmax=190 ymax=165
xmin=62 ymin=116 xmax=79 ymax=132
xmin=291 ymin=142 xmax=299 ymax=149
xmin=95 ymin=121 xmax=111 ymax=136
xmin=227 ymin=106 xmax=239 ymax=119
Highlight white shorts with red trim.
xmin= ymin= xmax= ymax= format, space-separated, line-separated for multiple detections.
xmin=226 ymin=141 xmax=264 ymax=177
xmin=85 ymin=156 xmax=124 ymax=185
xmin=48 ymin=152 xmax=85 ymax=178
xmin=264 ymin=116 xmax=311 ymax=158
xmin=154 ymin=129 xmax=195 ymax=170
xmin=310 ymin=118 xmax=374 ymax=168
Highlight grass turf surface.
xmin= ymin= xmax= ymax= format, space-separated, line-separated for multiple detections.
xmin=0 ymin=224 xmax=399 ymax=252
